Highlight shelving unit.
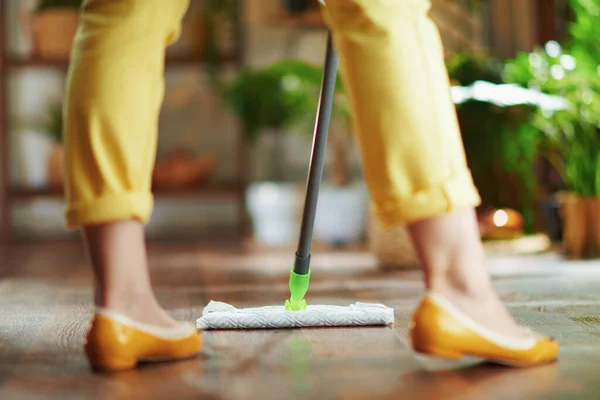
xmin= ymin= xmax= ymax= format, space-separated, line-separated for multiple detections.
xmin=268 ymin=10 xmax=325 ymax=29
xmin=0 ymin=1 xmax=249 ymax=242
xmin=5 ymin=51 xmax=241 ymax=68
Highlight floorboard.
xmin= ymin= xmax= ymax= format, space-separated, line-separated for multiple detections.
xmin=1 ymin=242 xmax=600 ymax=399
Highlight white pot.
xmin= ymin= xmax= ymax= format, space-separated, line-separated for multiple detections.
xmin=313 ymin=182 xmax=369 ymax=245
xmin=16 ymin=128 xmax=53 ymax=188
xmin=246 ymin=182 xmax=302 ymax=246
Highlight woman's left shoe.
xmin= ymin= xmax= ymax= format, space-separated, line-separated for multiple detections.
xmin=84 ymin=308 xmax=203 ymax=372
xmin=409 ymin=292 xmax=559 ymax=367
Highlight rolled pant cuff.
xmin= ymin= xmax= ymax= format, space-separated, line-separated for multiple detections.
xmin=65 ymin=192 xmax=154 ymax=230
xmin=373 ymin=170 xmax=482 ymax=229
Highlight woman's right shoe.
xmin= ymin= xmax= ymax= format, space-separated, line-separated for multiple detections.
xmin=84 ymin=308 xmax=203 ymax=372
xmin=409 ymin=292 xmax=559 ymax=367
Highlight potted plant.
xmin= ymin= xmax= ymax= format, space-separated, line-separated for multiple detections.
xmin=223 ymin=59 xmax=368 ymax=246
xmin=152 ymin=149 xmax=217 ymax=190
xmin=533 ymin=63 xmax=600 ymax=259
xmin=502 ymin=0 xmax=600 ymax=258
xmin=223 ymin=61 xmax=318 ymax=246
xmin=34 ymin=101 xmax=65 ymax=189
xmin=505 ymin=48 xmax=600 ymax=258
xmin=268 ymin=61 xmax=369 ymax=246
xmin=22 ymin=0 xmax=83 ymax=59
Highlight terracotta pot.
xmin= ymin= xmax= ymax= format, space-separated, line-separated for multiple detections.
xmin=47 ymin=143 xmax=65 ymax=188
xmin=152 ymin=150 xmax=216 ymax=190
xmin=558 ymin=192 xmax=600 ymax=259
xmin=30 ymin=10 xmax=80 ymax=59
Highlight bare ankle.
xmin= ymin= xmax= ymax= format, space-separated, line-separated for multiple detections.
xmin=408 ymin=208 xmax=494 ymax=298
xmin=428 ymin=264 xmax=496 ymax=301
xmin=94 ymin=284 xmax=155 ymax=310
xmin=429 ymin=279 xmax=495 ymax=303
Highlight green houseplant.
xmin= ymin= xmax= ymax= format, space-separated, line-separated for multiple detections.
xmin=224 ymin=60 xmax=322 ymax=180
xmin=223 ymin=59 xmax=366 ymax=245
xmin=502 ymin=0 xmax=600 ymax=258
xmin=33 ymin=101 xmax=65 ymax=189
xmin=264 ymin=61 xmax=368 ymax=245
xmin=222 ymin=60 xmax=322 ymax=246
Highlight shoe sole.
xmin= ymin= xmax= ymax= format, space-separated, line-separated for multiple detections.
xmin=413 ymin=348 xmax=558 ymax=370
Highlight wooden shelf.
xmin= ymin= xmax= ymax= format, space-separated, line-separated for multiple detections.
xmin=9 ymin=180 xmax=244 ymax=200
xmin=267 ymin=11 xmax=326 ymax=29
xmin=0 ymin=0 xmax=248 ymax=241
xmin=152 ymin=180 xmax=244 ymax=197
xmin=4 ymin=52 xmax=241 ymax=69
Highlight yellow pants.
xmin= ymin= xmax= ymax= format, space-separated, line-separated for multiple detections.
xmin=63 ymin=0 xmax=481 ymax=230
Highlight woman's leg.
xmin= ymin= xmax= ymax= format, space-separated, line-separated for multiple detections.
xmin=321 ymin=0 xmax=557 ymax=363
xmin=407 ymin=208 xmax=524 ymax=337
xmin=82 ymin=220 xmax=177 ymax=328
xmin=64 ymin=0 xmax=190 ymax=328
xmin=63 ymin=0 xmax=201 ymax=372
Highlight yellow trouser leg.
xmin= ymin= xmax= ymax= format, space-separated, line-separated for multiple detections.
xmin=63 ymin=0 xmax=189 ymax=229
xmin=322 ymin=0 xmax=481 ymax=228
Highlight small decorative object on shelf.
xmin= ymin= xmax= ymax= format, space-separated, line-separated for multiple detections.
xmin=23 ymin=0 xmax=83 ymax=59
xmin=479 ymin=207 xmax=551 ymax=255
xmin=152 ymin=149 xmax=217 ymax=190
xmin=479 ymin=208 xmax=524 ymax=240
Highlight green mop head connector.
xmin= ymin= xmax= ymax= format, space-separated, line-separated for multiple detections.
xmin=285 ymin=269 xmax=311 ymax=311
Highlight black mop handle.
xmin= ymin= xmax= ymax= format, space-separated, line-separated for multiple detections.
xmin=293 ymin=32 xmax=339 ymax=275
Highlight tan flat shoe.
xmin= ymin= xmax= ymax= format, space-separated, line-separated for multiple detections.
xmin=84 ymin=309 xmax=203 ymax=372
xmin=409 ymin=293 xmax=559 ymax=367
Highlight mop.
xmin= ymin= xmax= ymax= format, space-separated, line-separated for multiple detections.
xmin=196 ymin=31 xmax=395 ymax=330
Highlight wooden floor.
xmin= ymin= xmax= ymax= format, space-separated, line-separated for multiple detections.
xmin=2 ymin=241 xmax=600 ymax=400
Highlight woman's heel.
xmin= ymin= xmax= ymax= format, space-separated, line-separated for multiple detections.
xmin=83 ymin=315 xmax=138 ymax=372
xmin=84 ymin=341 xmax=138 ymax=372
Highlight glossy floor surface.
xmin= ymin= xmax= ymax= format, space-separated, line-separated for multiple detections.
xmin=1 ymin=241 xmax=600 ymax=399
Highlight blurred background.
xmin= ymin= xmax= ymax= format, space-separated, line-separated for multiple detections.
xmin=1 ymin=0 xmax=599 ymax=263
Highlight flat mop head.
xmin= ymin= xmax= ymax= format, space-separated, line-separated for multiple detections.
xmin=196 ymin=301 xmax=395 ymax=330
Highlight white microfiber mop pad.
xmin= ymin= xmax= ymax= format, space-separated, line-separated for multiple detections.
xmin=196 ymin=301 xmax=395 ymax=330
